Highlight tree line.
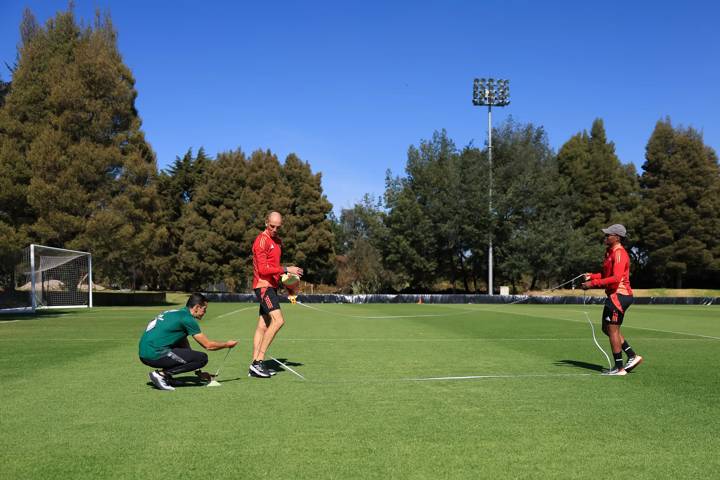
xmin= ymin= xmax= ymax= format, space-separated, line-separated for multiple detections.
xmin=1 ymin=8 xmax=718 ymax=293
xmin=334 ymin=119 xmax=719 ymax=292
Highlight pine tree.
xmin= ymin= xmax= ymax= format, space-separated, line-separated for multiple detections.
xmin=153 ymin=148 xmax=210 ymax=288
xmin=0 ymin=8 xmax=161 ymax=288
xmin=557 ymin=118 xmax=639 ymax=236
xmin=637 ymin=119 xmax=720 ymax=287
xmin=384 ymin=131 xmax=459 ymax=291
xmin=174 ymin=149 xmax=253 ymax=291
xmin=0 ymin=77 xmax=10 ymax=107
xmin=174 ymin=148 xmax=336 ymax=291
xmin=282 ymin=153 xmax=335 ymax=284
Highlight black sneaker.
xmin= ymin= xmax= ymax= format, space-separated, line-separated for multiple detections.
xmin=248 ymin=360 xmax=271 ymax=378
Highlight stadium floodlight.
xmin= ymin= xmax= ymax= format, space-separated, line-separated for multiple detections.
xmin=0 ymin=244 xmax=93 ymax=313
xmin=472 ymin=77 xmax=511 ymax=295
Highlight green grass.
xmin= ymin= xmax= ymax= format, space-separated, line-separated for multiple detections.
xmin=1 ymin=302 xmax=719 ymax=479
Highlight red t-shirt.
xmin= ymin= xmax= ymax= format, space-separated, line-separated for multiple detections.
xmin=588 ymin=244 xmax=633 ymax=296
xmin=252 ymin=231 xmax=284 ymax=289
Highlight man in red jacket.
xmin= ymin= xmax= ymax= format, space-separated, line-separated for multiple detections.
xmin=248 ymin=211 xmax=303 ymax=378
xmin=582 ymin=224 xmax=643 ymax=376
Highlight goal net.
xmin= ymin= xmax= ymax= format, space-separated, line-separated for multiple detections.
xmin=2 ymin=245 xmax=93 ymax=312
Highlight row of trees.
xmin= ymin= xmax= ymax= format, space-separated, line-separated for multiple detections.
xmin=1 ymin=7 xmax=718 ymax=292
xmin=334 ymin=119 xmax=720 ymax=292
xmin=0 ymin=9 xmax=335 ymax=291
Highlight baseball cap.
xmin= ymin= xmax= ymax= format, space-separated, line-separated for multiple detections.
xmin=602 ymin=224 xmax=627 ymax=237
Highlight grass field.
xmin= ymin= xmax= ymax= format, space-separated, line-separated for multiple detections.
xmin=1 ymin=301 xmax=719 ymax=479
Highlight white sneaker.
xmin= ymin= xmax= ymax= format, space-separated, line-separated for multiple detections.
xmin=601 ymin=367 xmax=627 ymax=376
xmin=625 ymin=355 xmax=643 ymax=372
xmin=149 ymin=370 xmax=175 ymax=391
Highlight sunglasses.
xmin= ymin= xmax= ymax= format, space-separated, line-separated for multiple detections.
xmin=267 ymin=224 xmax=282 ymax=230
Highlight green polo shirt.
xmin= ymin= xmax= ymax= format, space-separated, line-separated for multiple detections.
xmin=138 ymin=307 xmax=202 ymax=360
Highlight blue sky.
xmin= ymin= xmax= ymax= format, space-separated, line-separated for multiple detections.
xmin=1 ymin=1 xmax=718 ymax=213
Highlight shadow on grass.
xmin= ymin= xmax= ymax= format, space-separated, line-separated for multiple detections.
xmin=217 ymin=357 xmax=305 ymax=384
xmin=555 ymin=359 xmax=604 ymax=372
xmin=0 ymin=309 xmax=79 ymax=322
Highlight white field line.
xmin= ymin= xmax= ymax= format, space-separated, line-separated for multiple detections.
xmin=216 ymin=306 xmax=256 ymax=319
xmin=0 ymin=336 xmax=712 ymax=343
xmin=296 ymin=301 xmax=476 ymax=319
xmin=433 ymin=304 xmax=720 ymax=341
xmin=405 ymin=373 xmax=594 ymax=381
xmin=300 ymin=302 xmax=720 ymax=340
xmin=312 ymin=372 xmax=598 ymax=384
xmin=0 ymin=338 xmax=132 ymax=342
xmin=615 ymin=326 xmax=720 ymax=340
xmin=528 ymin=310 xmax=720 ymax=341
xmin=269 ymin=356 xmax=306 ymax=380
xmin=277 ymin=336 xmax=715 ymax=342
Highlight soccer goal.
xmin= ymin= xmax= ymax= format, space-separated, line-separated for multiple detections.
xmin=2 ymin=244 xmax=93 ymax=313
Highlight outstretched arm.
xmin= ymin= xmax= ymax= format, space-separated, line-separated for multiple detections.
xmin=192 ymin=333 xmax=237 ymax=351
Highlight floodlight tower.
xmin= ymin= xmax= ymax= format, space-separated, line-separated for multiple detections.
xmin=472 ymin=78 xmax=510 ymax=295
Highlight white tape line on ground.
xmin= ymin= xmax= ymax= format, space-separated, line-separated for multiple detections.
xmin=406 ymin=373 xmax=593 ymax=381
xmin=296 ymin=301 xmax=476 ymax=319
xmin=216 ymin=306 xmax=256 ymax=319
xmin=449 ymin=305 xmax=720 ymax=341
xmin=275 ymin=336 xmax=715 ymax=343
xmin=0 ymin=336 xmax=709 ymax=343
xmin=269 ymin=356 xmax=306 ymax=380
xmin=540 ymin=311 xmax=720 ymax=340
xmin=304 ymin=302 xmax=720 ymax=340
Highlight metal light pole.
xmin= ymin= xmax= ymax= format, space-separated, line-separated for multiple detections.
xmin=472 ymin=78 xmax=510 ymax=295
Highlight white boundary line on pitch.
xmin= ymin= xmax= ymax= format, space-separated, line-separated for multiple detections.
xmin=276 ymin=336 xmax=715 ymax=342
xmin=296 ymin=301 xmax=476 ymax=319
xmin=216 ymin=306 xmax=257 ymax=319
xmin=526 ymin=311 xmax=720 ymax=341
xmin=405 ymin=373 xmax=594 ymax=381
xmin=297 ymin=302 xmax=720 ymax=340
xmin=435 ymin=304 xmax=720 ymax=341
xmin=0 ymin=336 xmax=712 ymax=343
xmin=300 ymin=302 xmax=720 ymax=340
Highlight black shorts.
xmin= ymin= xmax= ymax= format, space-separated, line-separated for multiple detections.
xmin=602 ymin=293 xmax=634 ymax=325
xmin=255 ymin=287 xmax=281 ymax=315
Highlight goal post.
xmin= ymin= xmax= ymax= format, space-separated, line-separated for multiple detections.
xmin=3 ymin=244 xmax=93 ymax=313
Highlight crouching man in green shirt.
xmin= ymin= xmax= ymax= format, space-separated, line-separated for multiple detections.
xmin=139 ymin=293 xmax=237 ymax=391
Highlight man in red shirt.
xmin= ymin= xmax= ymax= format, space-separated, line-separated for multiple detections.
xmin=248 ymin=211 xmax=303 ymax=378
xmin=582 ymin=224 xmax=643 ymax=376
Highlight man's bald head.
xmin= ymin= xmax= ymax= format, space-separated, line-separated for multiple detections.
xmin=266 ymin=211 xmax=282 ymax=223
xmin=265 ymin=211 xmax=283 ymax=237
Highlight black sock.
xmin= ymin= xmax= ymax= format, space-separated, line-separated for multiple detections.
xmin=613 ymin=352 xmax=623 ymax=370
xmin=622 ymin=341 xmax=636 ymax=358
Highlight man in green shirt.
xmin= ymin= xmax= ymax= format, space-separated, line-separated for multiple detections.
xmin=139 ymin=293 xmax=237 ymax=391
